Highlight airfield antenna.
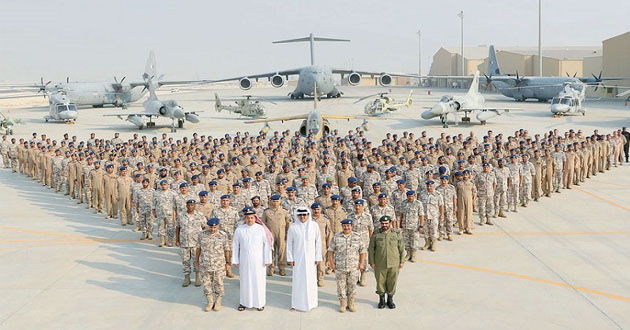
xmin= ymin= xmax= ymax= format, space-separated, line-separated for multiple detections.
xmin=458 ymin=11 xmax=465 ymax=77
xmin=417 ymin=30 xmax=422 ymax=84
xmin=538 ymin=0 xmax=543 ymax=76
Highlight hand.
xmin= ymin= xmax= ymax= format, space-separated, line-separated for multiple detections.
xmin=370 ymin=264 xmax=375 ymax=269
xmin=175 ymin=240 xmax=180 ymax=247
xmin=233 ymin=264 xmax=239 ymax=268
xmin=194 ymin=261 xmax=200 ymax=269
xmin=288 ymin=261 xmax=295 ymax=267
xmin=358 ymin=264 xmax=365 ymax=270
xmin=225 ymin=264 xmax=231 ymax=272
xmin=399 ymin=263 xmax=404 ymax=269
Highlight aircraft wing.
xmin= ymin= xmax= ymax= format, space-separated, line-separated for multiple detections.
xmin=331 ymin=69 xmax=419 ymax=79
xmin=0 ymin=94 xmax=45 ymax=99
xmin=321 ymin=114 xmax=385 ymax=120
xmin=210 ymin=68 xmax=303 ymax=84
xmin=461 ymin=107 xmax=520 ymax=112
xmin=245 ymin=114 xmax=308 ymax=124
xmin=103 ymin=112 xmax=158 ymax=117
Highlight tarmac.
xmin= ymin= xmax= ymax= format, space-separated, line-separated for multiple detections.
xmin=1 ymin=85 xmax=630 ymax=329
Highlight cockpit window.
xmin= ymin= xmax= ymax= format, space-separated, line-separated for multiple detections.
xmin=57 ymin=105 xmax=67 ymax=111
xmin=561 ymin=98 xmax=571 ymax=105
xmin=68 ymin=104 xmax=77 ymax=111
xmin=440 ymin=95 xmax=452 ymax=103
xmin=551 ymin=97 xmax=560 ymax=104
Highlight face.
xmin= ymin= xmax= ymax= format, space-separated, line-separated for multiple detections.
xmin=221 ymin=198 xmax=230 ymax=208
xmin=342 ymin=223 xmax=352 ymax=234
xmin=245 ymin=214 xmax=256 ymax=226
xmin=312 ymin=207 xmax=321 ymax=217
xmin=186 ymin=203 xmax=195 ymax=213
xmin=209 ymin=225 xmax=219 ymax=234
xmin=142 ymin=181 xmax=149 ymax=188
xmin=297 ymin=213 xmax=309 ymax=223
xmin=380 ymin=220 xmax=390 ymax=231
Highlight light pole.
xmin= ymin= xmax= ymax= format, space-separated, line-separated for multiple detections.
xmin=458 ymin=10 xmax=465 ymax=77
xmin=538 ymin=0 xmax=542 ymax=76
xmin=417 ymin=30 xmax=422 ymax=85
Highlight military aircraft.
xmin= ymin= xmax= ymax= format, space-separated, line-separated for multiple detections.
xmin=214 ymin=93 xmax=276 ymax=119
xmin=4 ymin=51 xmax=205 ymax=109
xmin=421 ymin=71 xmax=519 ymax=127
xmin=210 ymin=33 xmax=418 ymax=100
xmin=103 ymin=65 xmax=201 ymax=132
xmin=0 ymin=111 xmax=22 ymax=135
xmin=550 ymin=83 xmax=586 ymax=117
xmin=354 ymin=90 xmax=413 ymax=116
xmin=433 ymin=45 xmax=630 ymax=102
xmin=44 ymin=92 xmax=79 ymax=123
xmin=245 ymin=85 xmax=373 ymax=139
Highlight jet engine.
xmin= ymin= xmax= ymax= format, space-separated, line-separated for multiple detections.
xmin=127 ymin=115 xmax=145 ymax=128
xmin=347 ymin=72 xmax=362 ymax=86
xmin=185 ymin=113 xmax=200 ymax=123
xmin=270 ymin=74 xmax=285 ymax=88
xmin=239 ymin=77 xmax=253 ymax=90
xmin=378 ymin=74 xmax=392 ymax=86
xmin=476 ymin=110 xmax=499 ymax=122
xmin=145 ymin=99 xmax=167 ymax=115
xmin=298 ymin=119 xmax=331 ymax=137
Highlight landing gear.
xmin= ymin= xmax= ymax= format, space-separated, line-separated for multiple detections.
xmin=146 ymin=121 xmax=155 ymax=128
xmin=440 ymin=115 xmax=449 ymax=128
xmin=289 ymin=92 xmax=305 ymax=99
xmin=461 ymin=116 xmax=471 ymax=123
xmin=480 ymin=120 xmax=487 ymax=125
xmin=178 ymin=119 xmax=184 ymax=128
xmin=171 ymin=119 xmax=177 ymax=133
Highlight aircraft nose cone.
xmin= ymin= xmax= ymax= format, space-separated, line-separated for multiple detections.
xmin=551 ymin=105 xmax=567 ymax=114
xmin=59 ymin=111 xmax=78 ymax=120
xmin=173 ymin=107 xmax=185 ymax=119
xmin=422 ymin=103 xmax=445 ymax=119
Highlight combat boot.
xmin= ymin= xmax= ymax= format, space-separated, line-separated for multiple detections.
xmin=147 ymin=232 xmax=153 ymax=240
xmin=377 ymin=295 xmax=386 ymax=309
xmin=205 ymin=295 xmax=214 ymax=312
xmin=429 ymin=239 xmax=436 ymax=252
xmin=386 ymin=294 xmax=396 ymax=309
xmin=213 ymin=296 xmax=222 ymax=311
xmin=132 ymin=227 xmax=140 ymax=232
xmin=195 ymin=272 xmax=201 ymax=287
xmin=479 ymin=218 xmax=485 ymax=226
xmin=339 ymin=298 xmax=347 ymax=313
xmin=498 ymin=210 xmax=506 ymax=218
xmin=140 ymin=233 xmax=146 ymax=240
xmin=326 ymin=268 xmax=332 ymax=275
xmin=447 ymin=234 xmax=453 ymax=241
xmin=437 ymin=234 xmax=444 ymax=241
xmin=486 ymin=218 xmax=494 ymax=225
xmin=167 ymin=238 xmax=174 ymax=247
xmin=159 ymin=236 xmax=165 ymax=247
xmin=421 ymin=240 xmax=431 ymax=250
xmin=317 ymin=278 xmax=324 ymax=287
xmin=182 ymin=274 xmax=191 ymax=287
xmin=226 ymin=267 xmax=235 ymax=278
xmin=347 ymin=297 xmax=356 ymax=312
xmin=359 ymin=272 xmax=367 ymax=287
xmin=410 ymin=251 xmax=417 ymax=263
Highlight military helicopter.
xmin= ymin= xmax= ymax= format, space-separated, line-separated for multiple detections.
xmin=550 ymin=83 xmax=586 ymax=117
xmin=214 ymin=93 xmax=276 ymax=119
xmin=44 ymin=92 xmax=79 ymax=123
xmin=354 ymin=90 xmax=413 ymax=116
xmin=0 ymin=111 xmax=22 ymax=135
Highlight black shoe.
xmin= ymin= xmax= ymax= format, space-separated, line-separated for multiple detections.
xmin=386 ymin=294 xmax=396 ymax=309
xmin=377 ymin=295 xmax=386 ymax=309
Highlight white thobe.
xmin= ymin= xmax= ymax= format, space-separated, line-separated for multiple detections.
xmin=286 ymin=219 xmax=322 ymax=311
xmin=232 ymin=223 xmax=272 ymax=308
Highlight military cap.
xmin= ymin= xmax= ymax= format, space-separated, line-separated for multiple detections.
xmin=286 ymin=186 xmax=296 ymax=192
xmin=425 ymin=180 xmax=435 ymax=185
xmin=220 ymin=194 xmax=230 ymax=199
xmin=191 ymin=174 xmax=199 ymax=180
xmin=242 ymin=177 xmax=251 ymax=183
xmin=106 ymin=164 xmax=114 ymax=169
xmin=378 ymin=193 xmax=387 ymax=198
xmin=379 ymin=215 xmax=392 ymax=222
xmin=142 ymin=178 xmax=149 ymax=183
xmin=209 ymin=180 xmax=217 ymax=185
xmin=463 ymin=169 xmax=471 ymax=174
xmin=439 ymin=166 xmax=447 ymax=174
xmin=160 ymin=179 xmax=168 ymax=185
xmin=232 ymin=182 xmax=241 ymax=187
xmin=199 ymin=191 xmax=208 ymax=197
xmin=367 ymin=164 xmax=375 ymax=168
xmin=406 ymin=190 xmax=416 ymax=195
xmin=179 ymin=182 xmax=188 ymax=188
xmin=217 ymin=169 xmax=225 ymax=174
xmin=372 ymin=182 xmax=381 ymax=186
xmin=351 ymin=187 xmax=361 ymax=192
xmin=440 ymin=175 xmax=449 ymax=180
xmin=396 ymin=179 xmax=405 ymax=184
xmin=455 ymin=171 xmax=463 ymax=176
xmin=135 ymin=173 xmax=142 ymax=178
xmin=353 ymin=199 xmax=365 ymax=205
xmin=340 ymin=219 xmax=353 ymax=225
xmin=255 ymin=171 xmax=263 ymax=176
xmin=322 ymin=183 xmax=331 ymax=188
xmin=242 ymin=207 xmax=255 ymax=215
xmin=348 ymin=177 xmax=357 ymax=183
xmin=159 ymin=167 xmax=167 ymax=172
xmin=207 ymin=218 xmax=220 ymax=226
xmin=270 ymin=194 xmax=281 ymax=201
xmin=330 ymin=194 xmax=341 ymax=201
xmin=119 ymin=166 xmax=127 ymax=171
xmin=311 ymin=202 xmax=322 ymax=209
xmin=186 ymin=199 xmax=196 ymax=204
xmin=482 ymin=162 xmax=490 ymax=166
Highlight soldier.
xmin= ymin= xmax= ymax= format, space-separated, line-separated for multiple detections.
xmin=368 ymin=215 xmax=405 ymax=310
xmin=542 ymin=149 xmax=555 ymax=197
xmin=531 ymin=150 xmax=544 ymax=201
xmin=115 ymin=166 xmax=133 ymax=226
xmin=370 ymin=193 xmax=395 ymax=228
xmin=421 ymin=181 xmax=443 ymax=252
xmin=52 ymin=149 xmax=63 ymax=192
xmin=564 ymin=144 xmax=578 ymax=189
xmin=399 ymin=190 xmax=423 ymax=261
xmin=195 ymin=218 xmax=230 ymax=312
xmin=262 ymin=194 xmax=291 ymax=276
xmin=327 ymin=218 xmax=366 ymax=313
xmin=197 ymin=191 xmax=214 ymax=219
xmin=349 ymin=199 xmax=373 ymax=286
xmin=130 ymin=174 xmax=143 ymax=232
xmin=311 ymin=202 xmax=332 ymax=287
xmin=136 ymin=178 xmax=155 ymax=240
xmin=103 ymin=164 xmax=118 ymax=219
xmin=436 ymin=175 xmax=456 ymax=241
xmin=520 ymin=154 xmax=536 ymax=207
xmin=475 ymin=163 xmax=496 ymax=225
xmin=210 ymin=195 xmax=239 ymax=278
xmin=89 ymin=161 xmax=105 ymax=214
xmin=176 ymin=199 xmax=205 ymax=287
xmin=297 ymin=176 xmax=318 ymax=205
xmin=153 ymin=180 xmax=176 ymax=247
xmin=456 ymin=170 xmax=474 ymax=235
xmin=324 ymin=194 xmax=347 ymax=234
xmin=551 ymin=144 xmax=566 ymax=193
xmin=493 ymin=159 xmax=509 ymax=217
xmin=506 ymin=156 xmax=522 ymax=212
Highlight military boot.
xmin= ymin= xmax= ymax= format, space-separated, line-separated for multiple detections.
xmin=205 ymin=295 xmax=214 ymax=312
xmin=339 ymin=298 xmax=347 ymax=313
xmin=147 ymin=232 xmax=153 ymax=240
xmin=132 ymin=226 xmax=140 ymax=232
xmin=167 ymin=238 xmax=174 ymax=247
xmin=429 ymin=239 xmax=436 ymax=252
xmin=159 ymin=236 xmax=165 ymax=247
xmin=486 ymin=218 xmax=494 ymax=225
xmin=377 ymin=295 xmax=386 ymax=309
xmin=410 ymin=251 xmax=417 ymax=263
xmin=479 ymin=217 xmax=485 ymax=226
xmin=213 ymin=296 xmax=222 ymax=311
xmin=447 ymin=234 xmax=453 ymax=241
xmin=498 ymin=210 xmax=507 ymax=218
xmin=226 ymin=267 xmax=235 ymax=278
xmin=437 ymin=234 xmax=444 ymax=241
xmin=317 ymin=278 xmax=324 ymax=287
xmin=195 ymin=272 xmax=201 ymax=287
xmin=140 ymin=232 xmax=146 ymax=240
xmin=347 ymin=297 xmax=356 ymax=312
xmin=359 ymin=272 xmax=366 ymax=287
xmin=386 ymin=294 xmax=396 ymax=309
xmin=182 ymin=274 xmax=191 ymax=287
xmin=421 ymin=240 xmax=431 ymax=250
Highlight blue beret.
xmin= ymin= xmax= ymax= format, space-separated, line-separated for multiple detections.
xmin=372 ymin=182 xmax=381 ymax=186
xmin=406 ymin=190 xmax=416 ymax=195
xmin=270 ymin=194 xmax=281 ymax=201
xmin=353 ymin=199 xmax=365 ymax=205
xmin=425 ymin=180 xmax=435 ymax=185
xmin=378 ymin=193 xmax=387 ymax=198
xmin=160 ymin=179 xmax=168 ymax=185
xmin=340 ymin=219 xmax=353 ymax=225
xmin=192 ymin=174 xmax=199 ymax=180
xmin=348 ymin=177 xmax=357 ymax=183
xmin=220 ymin=194 xmax=230 ymax=199
xmin=255 ymin=171 xmax=263 ymax=176
xmin=242 ymin=207 xmax=255 ymax=215
xmin=119 ymin=166 xmax=127 ymax=171
xmin=351 ymin=187 xmax=361 ymax=192
xmin=439 ymin=166 xmax=447 ymax=174
xmin=159 ymin=167 xmax=167 ymax=171
xmin=322 ymin=183 xmax=331 ymax=188
xmin=498 ymin=158 xmax=504 ymax=163
xmin=106 ymin=164 xmax=114 ymax=169
xmin=217 ymin=169 xmax=225 ymax=174
xmin=286 ymin=186 xmax=296 ymax=192
xmin=199 ymin=191 xmax=208 ymax=197
xmin=455 ymin=171 xmax=463 ymax=176
xmin=207 ymin=218 xmax=220 ymax=226
xmin=367 ymin=164 xmax=375 ymax=168
xmin=142 ymin=178 xmax=149 ymax=183
xmin=179 ymin=182 xmax=188 ymax=188
xmin=202 ymin=164 xmax=210 ymax=169
xmin=232 ymin=182 xmax=241 ymax=187
xmin=463 ymin=169 xmax=471 ymax=174
xmin=209 ymin=180 xmax=217 ymax=185
xmin=311 ymin=202 xmax=322 ymax=209
xmin=186 ymin=199 xmax=196 ymax=204
xmin=135 ymin=173 xmax=142 ymax=178
xmin=242 ymin=177 xmax=251 ymax=182
xmin=396 ymin=179 xmax=405 ymax=184
xmin=440 ymin=175 xmax=449 ymax=179
xmin=331 ymin=194 xmax=341 ymax=200
xmin=483 ymin=163 xmax=490 ymax=166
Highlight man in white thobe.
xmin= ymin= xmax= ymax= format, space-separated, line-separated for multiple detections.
xmin=287 ymin=206 xmax=322 ymax=312
xmin=232 ymin=207 xmax=272 ymax=311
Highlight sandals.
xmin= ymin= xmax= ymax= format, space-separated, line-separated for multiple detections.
xmin=238 ymin=305 xmax=246 ymax=311
xmin=257 ymin=307 xmax=264 ymax=311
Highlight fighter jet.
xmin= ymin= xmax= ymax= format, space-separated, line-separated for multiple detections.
xmin=214 ymin=93 xmax=276 ymax=119
xmin=103 ymin=64 xmax=201 ymax=132
xmin=354 ymin=91 xmax=413 ymax=116
xmin=0 ymin=111 xmax=22 ymax=135
xmin=244 ymin=85 xmax=373 ymax=139
xmin=210 ymin=33 xmax=418 ymax=100
xmin=421 ymin=71 xmax=519 ymax=127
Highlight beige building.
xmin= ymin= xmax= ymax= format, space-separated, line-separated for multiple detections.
xmin=601 ymin=32 xmax=630 ymax=97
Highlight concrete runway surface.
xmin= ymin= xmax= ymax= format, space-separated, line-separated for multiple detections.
xmin=1 ymin=85 xmax=629 ymax=329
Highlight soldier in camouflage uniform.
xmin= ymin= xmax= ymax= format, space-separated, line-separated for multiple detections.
xmin=475 ymin=163 xmax=496 ymax=225
xmin=506 ymin=156 xmax=523 ymax=212
xmin=81 ymin=157 xmax=95 ymax=208
xmin=349 ymin=199 xmax=373 ymax=286
xmin=136 ymin=178 xmax=155 ymax=240
xmin=130 ymin=174 xmax=143 ymax=231
xmin=399 ymin=190 xmax=423 ymax=262
xmin=210 ymin=195 xmax=239 ymax=278
xmin=195 ymin=217 xmax=230 ymax=312
xmin=520 ymin=153 xmax=536 ymax=207
xmin=551 ymin=144 xmax=566 ymax=193
xmin=52 ymin=150 xmax=63 ymax=192
xmin=370 ymin=193 xmax=395 ymax=228
xmin=176 ymin=200 xmax=205 ymax=288
xmin=327 ymin=218 xmax=367 ymax=313
xmin=436 ymin=175 xmax=456 ymax=241
xmin=153 ymin=179 xmax=176 ymax=247
xmin=421 ymin=181 xmax=443 ymax=252
xmin=493 ymin=159 xmax=509 ymax=218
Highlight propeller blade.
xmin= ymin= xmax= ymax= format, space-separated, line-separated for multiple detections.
xmin=573 ymin=72 xmax=577 ymax=78
xmin=120 ymin=77 xmax=126 ymax=84
xmin=566 ymin=72 xmax=570 ymax=77
xmin=114 ymin=76 xmax=118 ymax=84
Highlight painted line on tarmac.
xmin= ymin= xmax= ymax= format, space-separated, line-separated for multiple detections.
xmin=421 ymin=259 xmax=630 ymax=303
xmin=474 ymin=231 xmax=630 ymax=237
xmin=0 ymin=238 xmax=149 ymax=251
xmin=588 ymin=179 xmax=630 ymax=188
xmin=0 ymin=224 xmax=95 ymax=240
xmin=574 ymin=187 xmax=630 ymax=212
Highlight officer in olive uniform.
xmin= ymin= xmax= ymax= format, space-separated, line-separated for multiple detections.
xmin=368 ymin=215 xmax=405 ymax=310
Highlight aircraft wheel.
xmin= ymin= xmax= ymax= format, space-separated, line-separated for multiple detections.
xmin=290 ymin=94 xmax=295 ymax=99
xmin=582 ymin=112 xmax=585 ymax=116
xmin=45 ymin=119 xmax=48 ymax=122
xmin=480 ymin=120 xmax=487 ymax=125
xmin=171 ymin=127 xmax=177 ymax=133
xmin=178 ymin=119 xmax=184 ymax=128
xmin=138 ymin=125 xmax=143 ymax=130
xmin=8 ymin=129 xmax=13 ymax=135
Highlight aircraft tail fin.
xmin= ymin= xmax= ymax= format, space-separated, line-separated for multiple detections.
xmin=142 ymin=51 xmax=158 ymax=100
xmin=273 ymin=33 xmax=350 ymax=66
xmin=405 ymin=90 xmax=413 ymax=107
xmin=214 ymin=93 xmax=222 ymax=112
xmin=467 ymin=71 xmax=480 ymax=95
xmin=488 ymin=45 xmax=501 ymax=76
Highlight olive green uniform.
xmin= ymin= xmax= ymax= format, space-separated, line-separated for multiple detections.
xmin=368 ymin=227 xmax=405 ymax=296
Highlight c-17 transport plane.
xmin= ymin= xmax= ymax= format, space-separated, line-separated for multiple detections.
xmin=211 ymin=33 xmax=418 ymax=99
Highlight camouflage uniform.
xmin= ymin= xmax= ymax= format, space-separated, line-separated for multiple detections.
xmin=52 ymin=156 xmax=63 ymax=192
xmin=297 ymin=184 xmax=318 ymax=205
xmin=136 ymin=187 xmax=155 ymax=236
xmin=422 ymin=191 xmax=443 ymax=240
xmin=400 ymin=199 xmax=423 ymax=252
xmin=551 ymin=151 xmax=566 ymax=192
xmin=198 ymin=229 xmax=229 ymax=298
xmin=475 ymin=172 xmax=495 ymax=222
xmin=436 ymin=184 xmax=456 ymax=236
xmin=178 ymin=211 xmax=205 ymax=275
xmin=369 ymin=204 xmax=395 ymax=228
xmin=506 ymin=162 xmax=522 ymax=211
xmin=494 ymin=167 xmax=509 ymax=215
xmin=349 ymin=212 xmax=373 ymax=270
xmin=520 ymin=160 xmax=536 ymax=205
xmin=153 ymin=189 xmax=176 ymax=242
xmin=210 ymin=206 xmax=240 ymax=250
xmin=328 ymin=231 xmax=366 ymax=299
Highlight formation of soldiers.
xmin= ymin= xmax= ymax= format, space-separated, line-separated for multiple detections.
xmin=2 ymin=126 xmax=628 ymax=312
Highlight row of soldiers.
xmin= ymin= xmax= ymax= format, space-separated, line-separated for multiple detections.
xmin=2 ymin=127 xmax=627 ymax=312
